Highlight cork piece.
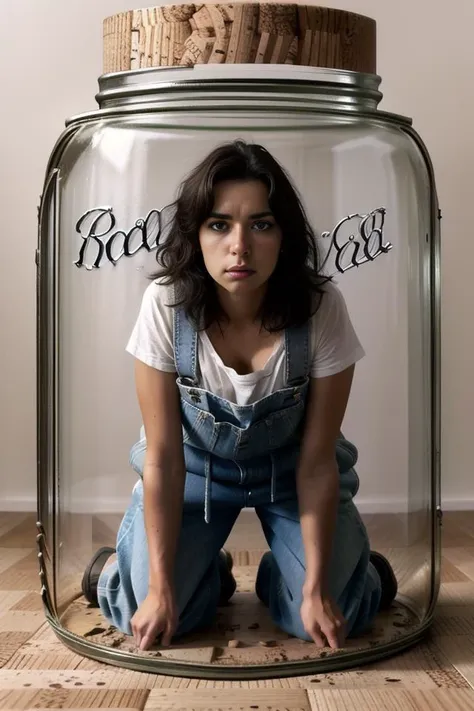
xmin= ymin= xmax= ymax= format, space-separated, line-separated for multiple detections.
xmin=103 ymin=4 xmax=376 ymax=74
xmin=228 ymin=638 xmax=243 ymax=648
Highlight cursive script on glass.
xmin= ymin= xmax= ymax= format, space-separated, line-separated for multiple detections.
xmin=74 ymin=207 xmax=161 ymax=270
xmin=319 ymin=207 xmax=392 ymax=275
xmin=73 ymin=205 xmax=392 ymax=273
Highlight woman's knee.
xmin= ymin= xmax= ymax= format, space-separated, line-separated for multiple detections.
xmin=97 ymin=562 xmax=135 ymax=636
xmin=268 ymin=593 xmax=313 ymax=642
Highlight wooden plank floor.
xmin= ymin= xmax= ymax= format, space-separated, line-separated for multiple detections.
xmin=1 ymin=510 xmax=474 ymax=710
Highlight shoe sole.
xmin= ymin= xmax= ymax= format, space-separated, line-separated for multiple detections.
xmin=218 ymin=549 xmax=236 ymax=605
xmin=370 ymin=551 xmax=398 ymax=609
xmin=81 ymin=546 xmax=116 ymax=603
xmin=221 ymin=549 xmax=234 ymax=572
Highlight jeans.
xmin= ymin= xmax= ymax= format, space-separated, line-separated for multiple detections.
xmin=97 ymin=466 xmax=382 ymax=642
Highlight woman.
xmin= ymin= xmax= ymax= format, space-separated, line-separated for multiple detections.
xmin=81 ymin=140 xmax=397 ymax=652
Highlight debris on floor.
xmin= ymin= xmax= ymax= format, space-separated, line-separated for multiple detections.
xmin=60 ymin=565 xmax=419 ymax=666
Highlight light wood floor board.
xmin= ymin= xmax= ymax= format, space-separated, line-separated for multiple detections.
xmin=443 ymin=548 xmax=474 ymax=581
xmin=0 ymin=591 xmax=30 ymax=613
xmin=437 ymin=581 xmax=474 ymax=608
xmin=0 ymin=669 xmax=160 ymax=690
xmin=0 ymin=549 xmax=34 ymax=576
xmin=144 ymin=688 xmax=311 ymax=709
xmin=0 ymin=516 xmax=37 ymax=548
xmin=0 ymin=611 xmax=45 ymax=634
xmin=440 ymin=556 xmax=472 ymax=583
xmin=435 ymin=635 xmax=474 ymax=688
xmin=0 ymin=550 xmax=43 ymax=590
xmin=443 ymin=513 xmax=474 ymax=540
xmin=0 ymin=688 xmax=150 ymax=710
xmin=0 ymin=510 xmax=473 ymax=711
xmin=10 ymin=591 xmax=44 ymax=612
xmin=0 ymin=514 xmax=31 ymax=541
xmin=0 ymin=633 xmax=33 ymax=668
xmin=307 ymin=688 xmax=474 ymax=710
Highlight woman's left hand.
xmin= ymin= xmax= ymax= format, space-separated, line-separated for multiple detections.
xmin=300 ymin=592 xmax=347 ymax=649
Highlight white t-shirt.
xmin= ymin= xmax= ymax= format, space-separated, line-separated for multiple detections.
xmin=126 ymin=278 xmax=365 ymax=406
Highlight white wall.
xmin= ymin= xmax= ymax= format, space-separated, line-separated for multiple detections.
xmin=0 ymin=0 xmax=473 ymax=511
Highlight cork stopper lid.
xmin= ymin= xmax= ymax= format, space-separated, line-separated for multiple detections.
xmin=103 ymin=3 xmax=376 ymax=75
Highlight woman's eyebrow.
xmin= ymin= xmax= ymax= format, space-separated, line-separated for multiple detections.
xmin=250 ymin=211 xmax=273 ymax=219
xmin=208 ymin=211 xmax=274 ymax=219
xmin=209 ymin=212 xmax=232 ymax=219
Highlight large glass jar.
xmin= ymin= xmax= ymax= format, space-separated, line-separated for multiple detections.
xmin=36 ymin=4 xmax=441 ymax=680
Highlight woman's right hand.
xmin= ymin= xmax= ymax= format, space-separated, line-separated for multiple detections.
xmin=131 ymin=585 xmax=178 ymax=651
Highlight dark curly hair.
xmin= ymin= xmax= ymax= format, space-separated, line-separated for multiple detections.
xmin=153 ymin=140 xmax=329 ymax=331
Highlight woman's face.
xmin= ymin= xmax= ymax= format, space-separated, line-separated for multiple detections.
xmin=199 ymin=179 xmax=282 ymax=297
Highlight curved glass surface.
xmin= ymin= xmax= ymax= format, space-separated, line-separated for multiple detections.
xmin=37 ymin=102 xmax=440 ymax=677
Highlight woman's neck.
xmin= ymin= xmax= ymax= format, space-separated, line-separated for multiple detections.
xmin=217 ymin=286 xmax=265 ymax=328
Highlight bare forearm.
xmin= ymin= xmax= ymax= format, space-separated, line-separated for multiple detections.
xmin=143 ymin=453 xmax=186 ymax=592
xmin=297 ymin=459 xmax=340 ymax=597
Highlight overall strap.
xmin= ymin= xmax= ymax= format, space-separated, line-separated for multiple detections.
xmin=173 ymin=306 xmax=198 ymax=383
xmin=284 ymin=322 xmax=310 ymax=386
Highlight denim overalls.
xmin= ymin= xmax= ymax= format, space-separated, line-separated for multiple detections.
xmin=97 ymin=305 xmax=382 ymax=642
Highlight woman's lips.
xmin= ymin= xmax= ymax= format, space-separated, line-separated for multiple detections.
xmin=225 ymin=268 xmax=255 ymax=280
